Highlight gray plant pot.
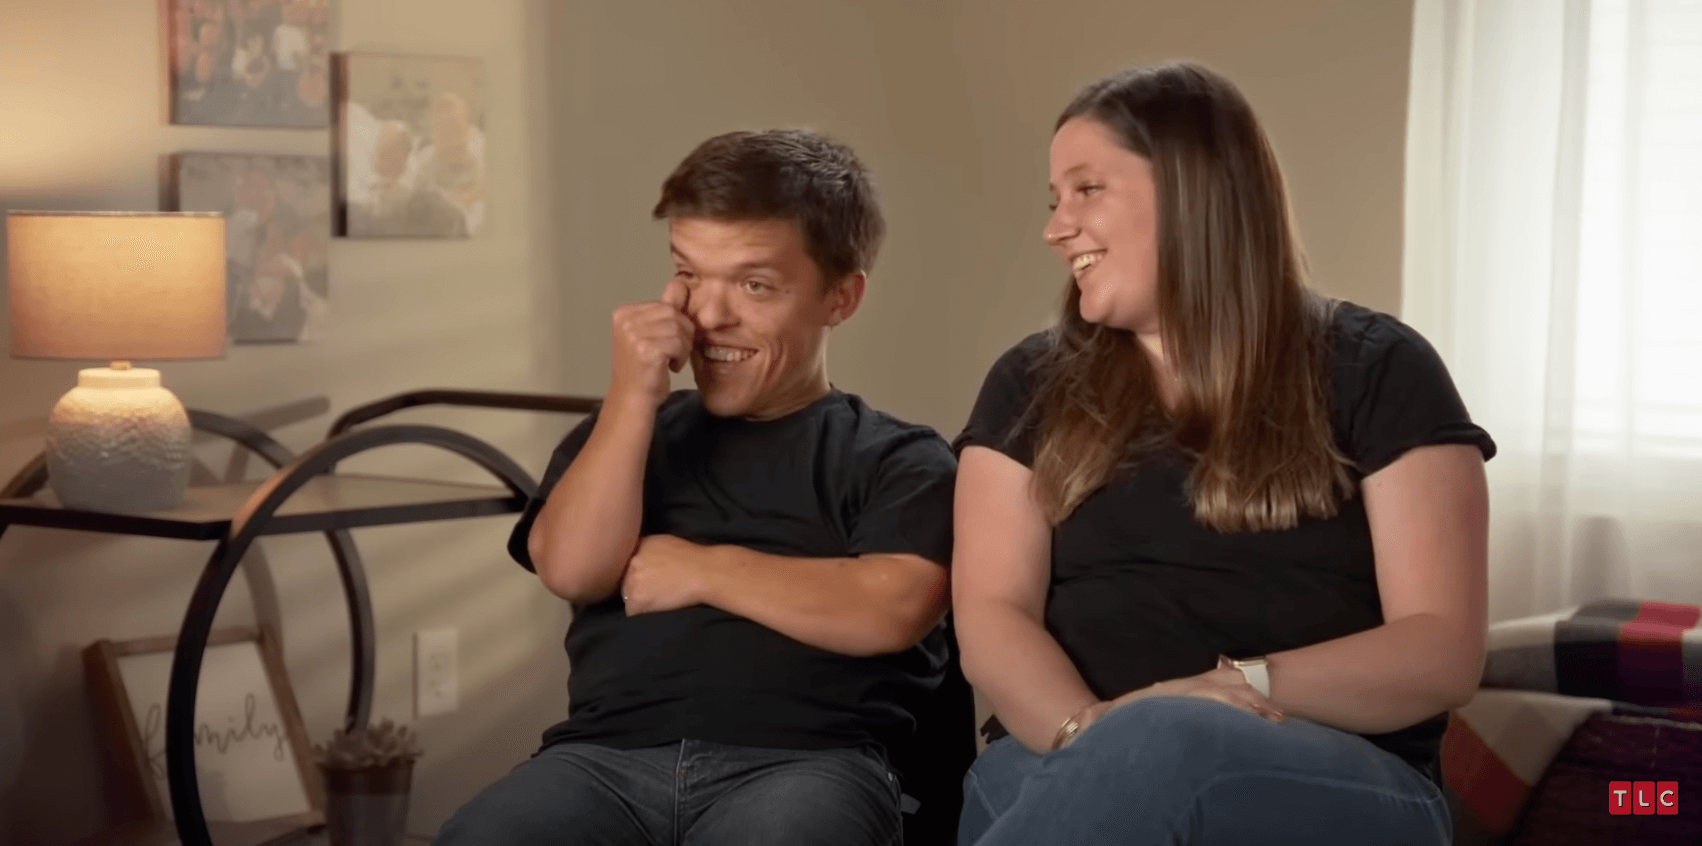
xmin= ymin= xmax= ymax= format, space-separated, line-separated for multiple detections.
xmin=320 ymin=760 xmax=414 ymax=846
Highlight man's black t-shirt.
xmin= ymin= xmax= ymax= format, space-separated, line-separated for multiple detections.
xmin=509 ymin=388 xmax=957 ymax=761
xmin=954 ymin=302 xmax=1496 ymax=781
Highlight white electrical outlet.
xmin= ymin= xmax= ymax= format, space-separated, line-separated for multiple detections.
xmin=414 ymin=628 xmax=459 ymax=718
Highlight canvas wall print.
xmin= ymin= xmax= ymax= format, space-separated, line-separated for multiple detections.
xmin=170 ymin=0 xmax=333 ymax=127
xmin=173 ymin=153 xmax=331 ymax=343
xmin=337 ymin=52 xmax=486 ymax=238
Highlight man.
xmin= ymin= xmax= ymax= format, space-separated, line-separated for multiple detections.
xmin=438 ymin=129 xmax=957 ymax=845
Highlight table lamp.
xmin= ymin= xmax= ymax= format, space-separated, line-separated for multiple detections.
xmin=6 ymin=211 xmax=227 ymax=514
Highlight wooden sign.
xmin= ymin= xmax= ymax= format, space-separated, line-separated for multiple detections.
xmin=84 ymin=626 xmax=322 ymax=828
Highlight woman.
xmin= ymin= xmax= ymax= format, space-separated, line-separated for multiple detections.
xmin=951 ymin=62 xmax=1494 ymax=845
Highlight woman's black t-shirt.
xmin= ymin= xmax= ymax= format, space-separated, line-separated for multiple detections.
xmin=953 ymin=302 xmax=1496 ymax=782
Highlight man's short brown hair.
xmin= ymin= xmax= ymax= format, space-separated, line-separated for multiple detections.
xmin=652 ymin=129 xmax=885 ymax=285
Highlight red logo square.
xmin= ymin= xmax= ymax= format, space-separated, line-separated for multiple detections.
xmin=1610 ymin=781 xmax=1632 ymax=814
xmin=1634 ymin=781 xmax=1657 ymax=815
xmin=1657 ymin=781 xmax=1678 ymax=815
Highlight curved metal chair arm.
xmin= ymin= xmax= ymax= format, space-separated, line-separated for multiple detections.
xmin=326 ymin=389 xmax=601 ymax=439
xmin=165 ymin=423 xmax=537 ymax=846
xmin=187 ymin=409 xmax=298 ymax=468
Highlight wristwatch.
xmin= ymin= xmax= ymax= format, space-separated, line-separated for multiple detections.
xmin=1220 ymin=654 xmax=1271 ymax=697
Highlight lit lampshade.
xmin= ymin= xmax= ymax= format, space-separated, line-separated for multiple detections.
xmin=6 ymin=211 xmax=227 ymax=513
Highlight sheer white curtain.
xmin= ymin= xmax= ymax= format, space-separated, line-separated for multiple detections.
xmin=1403 ymin=0 xmax=1702 ymax=624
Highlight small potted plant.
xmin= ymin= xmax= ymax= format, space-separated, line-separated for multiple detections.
xmin=313 ymin=718 xmax=424 ymax=846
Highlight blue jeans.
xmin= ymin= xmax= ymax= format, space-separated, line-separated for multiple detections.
xmin=959 ymin=697 xmax=1451 ymax=846
xmin=437 ymin=739 xmax=902 ymax=846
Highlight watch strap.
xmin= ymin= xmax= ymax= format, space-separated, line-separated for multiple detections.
xmin=1223 ymin=655 xmax=1271 ymax=698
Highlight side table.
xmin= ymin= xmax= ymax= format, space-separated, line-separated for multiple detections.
xmin=1 ymin=390 xmax=596 ymax=846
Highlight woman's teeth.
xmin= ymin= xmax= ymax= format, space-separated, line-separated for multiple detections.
xmin=1072 ymin=251 xmax=1105 ymax=273
xmin=702 ymin=346 xmax=755 ymax=363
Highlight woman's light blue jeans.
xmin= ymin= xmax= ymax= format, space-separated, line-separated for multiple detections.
xmin=959 ymin=696 xmax=1451 ymax=845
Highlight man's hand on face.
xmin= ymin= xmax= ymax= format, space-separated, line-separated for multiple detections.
xmin=620 ymin=534 xmax=717 ymax=616
xmin=608 ymin=278 xmax=695 ymax=412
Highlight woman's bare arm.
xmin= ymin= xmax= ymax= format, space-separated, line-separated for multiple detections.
xmin=952 ymin=445 xmax=1101 ymax=754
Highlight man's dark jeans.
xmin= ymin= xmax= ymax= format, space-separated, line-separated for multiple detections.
xmin=436 ymin=739 xmax=902 ymax=845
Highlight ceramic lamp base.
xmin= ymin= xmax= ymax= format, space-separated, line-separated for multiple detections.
xmin=44 ymin=367 xmax=192 ymax=514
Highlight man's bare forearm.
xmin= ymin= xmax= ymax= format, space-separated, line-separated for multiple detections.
xmin=693 ymin=546 xmax=949 ymax=658
xmin=528 ymin=397 xmax=655 ymax=603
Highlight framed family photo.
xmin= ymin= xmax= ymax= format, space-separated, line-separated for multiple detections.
xmin=171 ymin=151 xmax=332 ymax=344
xmin=335 ymin=51 xmax=487 ymax=238
xmin=168 ymin=0 xmax=334 ymax=128
xmin=82 ymin=626 xmax=322 ymax=828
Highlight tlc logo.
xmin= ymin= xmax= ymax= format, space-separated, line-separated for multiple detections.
xmin=1609 ymin=781 xmax=1677 ymax=815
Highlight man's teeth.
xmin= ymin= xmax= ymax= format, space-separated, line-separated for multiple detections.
xmin=702 ymin=346 xmax=755 ymax=363
xmin=1072 ymin=252 xmax=1104 ymax=272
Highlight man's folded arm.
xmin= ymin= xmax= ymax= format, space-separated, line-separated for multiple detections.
xmin=515 ymin=399 xmax=656 ymax=605
xmin=623 ymin=439 xmax=957 ymax=657
xmin=697 ymin=547 xmax=949 ymax=657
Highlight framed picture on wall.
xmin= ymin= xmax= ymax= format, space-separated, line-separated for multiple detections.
xmin=168 ymin=0 xmax=334 ymax=127
xmin=82 ymin=626 xmax=323 ymax=829
xmin=334 ymin=51 xmax=486 ymax=238
xmin=171 ymin=152 xmax=331 ymax=344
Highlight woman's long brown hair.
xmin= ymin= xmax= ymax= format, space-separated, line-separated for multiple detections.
xmin=1028 ymin=62 xmax=1355 ymax=532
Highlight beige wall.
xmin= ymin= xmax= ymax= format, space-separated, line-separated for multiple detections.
xmin=0 ymin=0 xmax=1413 ymax=841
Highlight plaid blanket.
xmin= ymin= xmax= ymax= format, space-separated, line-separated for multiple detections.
xmin=1442 ymin=600 xmax=1702 ymax=844
xmin=1478 ymin=599 xmax=1702 ymax=706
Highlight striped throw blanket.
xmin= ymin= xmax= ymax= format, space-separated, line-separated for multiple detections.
xmin=1442 ymin=600 xmax=1702 ymax=844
